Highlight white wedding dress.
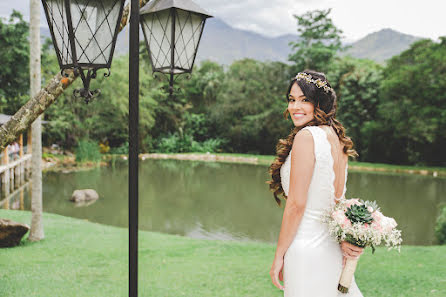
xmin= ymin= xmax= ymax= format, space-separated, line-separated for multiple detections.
xmin=280 ymin=125 xmax=363 ymax=297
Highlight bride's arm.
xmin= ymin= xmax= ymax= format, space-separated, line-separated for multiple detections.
xmin=270 ymin=130 xmax=314 ymax=290
xmin=274 ymin=129 xmax=315 ymax=259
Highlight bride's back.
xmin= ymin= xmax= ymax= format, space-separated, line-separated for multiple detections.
xmin=318 ymin=125 xmax=348 ymax=201
xmin=280 ymin=125 xmax=348 ymax=212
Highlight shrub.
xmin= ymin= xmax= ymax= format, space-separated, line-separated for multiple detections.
xmin=191 ymin=138 xmax=225 ymax=153
xmin=435 ymin=204 xmax=446 ymax=244
xmin=154 ymin=132 xmax=225 ymax=154
xmin=155 ymin=133 xmax=194 ymax=153
xmin=109 ymin=142 xmax=129 ymax=154
xmin=75 ymin=139 xmax=101 ymax=163
xmin=142 ymin=135 xmax=154 ymax=153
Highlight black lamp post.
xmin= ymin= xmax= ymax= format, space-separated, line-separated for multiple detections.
xmin=42 ymin=0 xmax=125 ymax=103
xmin=41 ymin=0 xmax=212 ymax=296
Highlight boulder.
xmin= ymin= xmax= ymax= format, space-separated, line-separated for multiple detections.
xmin=0 ymin=219 xmax=30 ymax=248
xmin=70 ymin=189 xmax=99 ymax=202
xmin=73 ymin=200 xmax=98 ymax=207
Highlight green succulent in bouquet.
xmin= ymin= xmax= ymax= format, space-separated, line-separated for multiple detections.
xmin=364 ymin=200 xmax=380 ymax=212
xmin=345 ymin=204 xmax=373 ymax=224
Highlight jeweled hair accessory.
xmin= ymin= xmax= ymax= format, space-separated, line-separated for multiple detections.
xmin=295 ymin=72 xmax=334 ymax=93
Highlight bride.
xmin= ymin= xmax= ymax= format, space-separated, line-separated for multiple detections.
xmin=267 ymin=70 xmax=364 ymax=296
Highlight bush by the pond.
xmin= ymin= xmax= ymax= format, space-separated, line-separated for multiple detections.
xmin=191 ymin=138 xmax=225 ymax=153
xmin=155 ymin=132 xmax=224 ymax=153
xmin=109 ymin=142 xmax=129 ymax=154
xmin=74 ymin=140 xmax=101 ymax=163
xmin=156 ymin=133 xmax=193 ymax=153
xmin=435 ymin=204 xmax=446 ymax=244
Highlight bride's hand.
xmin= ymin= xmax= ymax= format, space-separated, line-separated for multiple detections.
xmin=270 ymin=256 xmax=285 ymax=291
xmin=340 ymin=241 xmax=363 ymax=260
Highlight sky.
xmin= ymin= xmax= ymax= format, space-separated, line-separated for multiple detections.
xmin=1 ymin=0 xmax=445 ymax=42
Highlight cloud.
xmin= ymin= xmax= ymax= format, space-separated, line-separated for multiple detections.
xmin=195 ymin=0 xmax=445 ymax=40
xmin=194 ymin=0 xmax=321 ymax=37
xmin=2 ymin=0 xmax=443 ymax=41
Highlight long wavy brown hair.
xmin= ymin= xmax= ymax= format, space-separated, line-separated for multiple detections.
xmin=266 ymin=70 xmax=359 ymax=207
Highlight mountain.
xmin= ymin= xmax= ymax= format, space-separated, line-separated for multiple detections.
xmin=342 ymin=28 xmax=423 ymax=63
xmin=112 ymin=18 xmax=297 ymax=65
xmin=194 ymin=18 xmax=297 ymax=65
xmin=40 ymin=20 xmax=424 ymax=66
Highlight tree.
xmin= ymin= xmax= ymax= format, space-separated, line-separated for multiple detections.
xmin=288 ymin=9 xmax=346 ymax=74
xmin=28 ymin=0 xmax=44 ymax=241
xmin=42 ymin=54 xmax=159 ymax=151
xmin=182 ymin=60 xmax=225 ymax=115
xmin=209 ymin=59 xmax=292 ymax=154
xmin=377 ymin=37 xmax=446 ymax=165
xmin=327 ymin=56 xmax=383 ymax=161
xmin=0 ymin=10 xmax=30 ymax=115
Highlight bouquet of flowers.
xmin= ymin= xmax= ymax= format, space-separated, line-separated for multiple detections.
xmin=324 ymin=198 xmax=402 ymax=293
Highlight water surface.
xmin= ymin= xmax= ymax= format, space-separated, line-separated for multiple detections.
xmin=4 ymin=159 xmax=445 ymax=245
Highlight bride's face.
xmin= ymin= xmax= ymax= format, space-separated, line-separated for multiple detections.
xmin=287 ymin=82 xmax=314 ymax=127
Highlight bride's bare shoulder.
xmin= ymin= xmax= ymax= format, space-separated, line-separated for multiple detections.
xmin=291 ymin=128 xmax=314 ymax=153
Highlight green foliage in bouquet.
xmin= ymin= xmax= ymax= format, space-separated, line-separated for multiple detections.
xmin=345 ymin=204 xmax=373 ymax=224
xmin=344 ymin=234 xmax=367 ymax=249
xmin=364 ymin=200 xmax=380 ymax=213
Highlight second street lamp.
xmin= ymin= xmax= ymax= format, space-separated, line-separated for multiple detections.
xmin=140 ymin=0 xmax=212 ymax=97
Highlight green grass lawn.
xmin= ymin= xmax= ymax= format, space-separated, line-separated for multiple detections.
xmin=1 ymin=210 xmax=445 ymax=297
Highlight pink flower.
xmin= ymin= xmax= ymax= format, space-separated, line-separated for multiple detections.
xmin=388 ymin=218 xmax=397 ymax=228
xmin=345 ymin=198 xmax=361 ymax=208
xmin=371 ymin=221 xmax=382 ymax=231
xmin=382 ymin=217 xmax=397 ymax=233
xmin=372 ymin=211 xmax=383 ymax=222
xmin=364 ymin=223 xmax=369 ymax=228
xmin=333 ymin=210 xmax=347 ymax=225
xmin=341 ymin=217 xmax=352 ymax=228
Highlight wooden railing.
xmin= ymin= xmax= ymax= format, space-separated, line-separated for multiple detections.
xmin=0 ymin=154 xmax=32 ymax=199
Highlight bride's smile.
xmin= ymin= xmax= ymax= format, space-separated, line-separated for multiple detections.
xmin=287 ymin=83 xmax=315 ymax=127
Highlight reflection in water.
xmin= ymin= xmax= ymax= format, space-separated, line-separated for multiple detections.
xmin=5 ymin=159 xmax=446 ymax=245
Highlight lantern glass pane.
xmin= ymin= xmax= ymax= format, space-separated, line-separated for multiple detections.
xmin=174 ymin=10 xmax=204 ymax=72
xmin=71 ymin=0 xmax=122 ymax=66
xmin=44 ymin=0 xmax=73 ymax=65
xmin=141 ymin=9 xmax=173 ymax=71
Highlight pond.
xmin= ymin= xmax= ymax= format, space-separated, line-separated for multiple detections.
xmin=4 ymin=159 xmax=445 ymax=245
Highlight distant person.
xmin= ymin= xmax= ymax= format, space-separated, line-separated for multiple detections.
xmin=6 ymin=143 xmax=13 ymax=161
xmin=267 ymin=70 xmax=363 ymax=296
xmin=13 ymin=141 xmax=20 ymax=160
